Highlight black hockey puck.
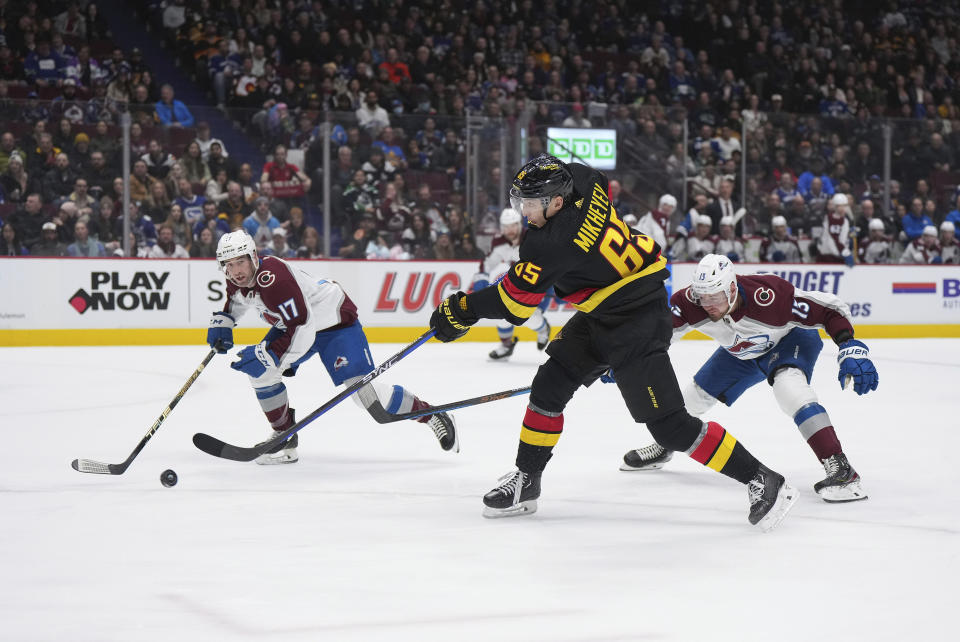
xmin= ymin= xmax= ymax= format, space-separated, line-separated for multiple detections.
xmin=160 ymin=469 xmax=178 ymax=487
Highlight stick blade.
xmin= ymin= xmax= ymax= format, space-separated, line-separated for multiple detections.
xmin=72 ymin=458 xmax=118 ymax=475
xmin=192 ymin=432 xmax=261 ymax=462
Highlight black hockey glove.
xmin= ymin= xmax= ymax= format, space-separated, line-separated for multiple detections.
xmin=430 ymin=291 xmax=478 ymax=342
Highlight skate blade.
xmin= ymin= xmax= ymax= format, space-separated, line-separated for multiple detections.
xmin=482 ymin=500 xmax=537 ymax=519
xmin=619 ymin=461 xmax=667 ymax=471
xmin=817 ymin=479 xmax=868 ymax=503
xmin=255 ymin=450 xmax=299 ymax=465
xmin=756 ymin=483 xmax=798 ymax=533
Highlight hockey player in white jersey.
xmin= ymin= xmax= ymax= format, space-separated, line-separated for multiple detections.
xmin=899 ymin=225 xmax=942 ymax=264
xmin=815 ymin=193 xmax=855 ymax=266
xmin=939 ymin=221 xmax=959 ymax=264
xmin=759 ymin=215 xmax=803 ymax=263
xmin=206 ymin=231 xmax=458 ymax=464
xmin=474 ymin=208 xmax=552 ymax=359
xmin=671 ymin=214 xmax=715 ymax=261
xmin=635 ymin=194 xmax=676 ymax=252
xmin=713 ymin=215 xmax=745 ymax=262
xmin=619 ymin=254 xmax=877 ymax=502
xmin=858 ymin=218 xmax=894 ymax=264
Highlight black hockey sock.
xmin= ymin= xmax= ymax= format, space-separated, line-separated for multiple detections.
xmin=516 ymin=442 xmax=553 ymax=474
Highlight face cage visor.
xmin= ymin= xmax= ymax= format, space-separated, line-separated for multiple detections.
xmin=690 ymin=285 xmax=737 ymax=308
xmin=510 ymin=187 xmax=552 ymax=221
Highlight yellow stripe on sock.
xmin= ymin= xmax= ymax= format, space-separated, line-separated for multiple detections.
xmin=706 ymin=432 xmax=737 ymax=472
xmin=520 ymin=426 xmax=561 ymax=447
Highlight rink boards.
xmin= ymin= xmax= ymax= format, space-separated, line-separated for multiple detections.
xmin=1 ymin=257 xmax=958 ymax=345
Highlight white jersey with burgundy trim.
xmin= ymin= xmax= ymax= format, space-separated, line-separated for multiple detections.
xmin=481 ymin=235 xmax=521 ymax=276
xmin=815 ymin=210 xmax=851 ymax=258
xmin=223 ymin=256 xmax=358 ymax=365
xmin=669 ymin=273 xmax=854 ymax=360
xmin=941 ymin=238 xmax=960 ymax=264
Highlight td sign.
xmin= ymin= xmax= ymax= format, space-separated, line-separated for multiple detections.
xmin=546 ymin=127 xmax=617 ymax=169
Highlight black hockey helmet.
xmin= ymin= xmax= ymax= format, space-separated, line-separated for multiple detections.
xmin=510 ymin=154 xmax=574 ymax=202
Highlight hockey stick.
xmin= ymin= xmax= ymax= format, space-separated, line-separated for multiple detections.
xmin=71 ymin=347 xmax=219 ymax=475
xmin=192 ymin=329 xmax=436 ymax=462
xmin=366 ymin=386 xmax=532 ymax=423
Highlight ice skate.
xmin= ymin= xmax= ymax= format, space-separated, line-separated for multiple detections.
xmin=255 ymin=409 xmax=298 ymax=465
xmin=482 ymin=469 xmax=541 ymax=518
xmin=814 ymin=453 xmax=867 ymax=502
xmin=536 ymin=318 xmax=552 ymax=350
xmin=620 ymin=443 xmax=674 ymax=471
xmin=747 ymin=465 xmax=798 ymax=532
xmin=255 ymin=432 xmax=298 ymax=465
xmin=425 ymin=411 xmax=459 ymax=453
xmin=488 ymin=336 xmax=519 ymax=360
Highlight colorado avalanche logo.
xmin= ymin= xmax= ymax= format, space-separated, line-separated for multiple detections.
xmin=333 ymin=356 xmax=349 ymax=370
xmin=726 ymin=333 xmax=774 ymax=355
xmin=671 ymin=304 xmax=683 ymax=317
xmin=684 ymin=288 xmax=697 ymax=303
xmin=753 ymin=287 xmax=775 ymax=306
xmin=257 ymin=271 xmax=276 ymax=288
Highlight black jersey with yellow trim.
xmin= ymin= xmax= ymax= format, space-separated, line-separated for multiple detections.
xmin=469 ymin=163 xmax=668 ymax=325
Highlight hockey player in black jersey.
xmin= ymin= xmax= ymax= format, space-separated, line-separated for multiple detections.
xmin=429 ymin=154 xmax=798 ymax=531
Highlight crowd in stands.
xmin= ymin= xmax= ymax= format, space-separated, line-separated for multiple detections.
xmin=3 ymin=1 xmax=960 ymax=265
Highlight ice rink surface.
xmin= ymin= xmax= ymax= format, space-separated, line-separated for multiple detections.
xmin=1 ymin=337 xmax=956 ymax=641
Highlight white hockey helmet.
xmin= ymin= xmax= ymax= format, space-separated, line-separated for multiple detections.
xmin=500 ymin=207 xmax=522 ymax=228
xmin=941 ymin=221 xmax=956 ymax=233
xmin=923 ymin=224 xmax=938 ymax=237
xmin=659 ymin=194 xmax=677 ymax=211
xmin=690 ymin=253 xmax=738 ymax=310
xmin=831 ymin=193 xmax=849 ymax=208
xmin=697 ymin=214 xmax=712 ymax=227
xmin=216 ymin=230 xmax=259 ymax=273
xmin=771 ymin=215 xmax=787 ymax=228
xmin=719 ymin=215 xmax=734 ymax=227
xmin=868 ymin=218 xmax=885 ymax=231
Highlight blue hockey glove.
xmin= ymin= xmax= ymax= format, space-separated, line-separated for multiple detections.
xmin=726 ymin=252 xmax=740 ymax=263
xmin=837 ymin=339 xmax=878 ymax=395
xmin=600 ymin=368 xmax=617 ymax=384
xmin=932 ymin=255 xmax=943 ymax=264
xmin=772 ymin=250 xmax=786 ymax=262
xmin=231 ymin=342 xmax=280 ymax=378
xmin=471 ymin=274 xmax=490 ymax=292
xmin=844 ymin=253 xmax=855 ymax=267
xmin=207 ymin=312 xmax=235 ymax=353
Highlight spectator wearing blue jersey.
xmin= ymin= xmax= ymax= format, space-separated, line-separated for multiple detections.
xmin=173 ymin=178 xmax=206 ymax=227
xmin=154 ymin=84 xmax=194 ymax=128
xmin=115 ymin=201 xmax=157 ymax=249
xmin=773 ymin=172 xmax=801 ymax=206
xmin=797 ymin=156 xmax=835 ymax=197
xmin=900 ymin=198 xmax=934 ymax=242
xmin=193 ymin=201 xmax=230 ymax=241
xmin=944 ymin=195 xmax=960 ymax=228
xmin=24 ymin=40 xmax=65 ymax=86
xmin=243 ymin=196 xmax=281 ymax=248
xmin=371 ymin=127 xmax=406 ymax=167
xmin=208 ymin=40 xmax=243 ymax=110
